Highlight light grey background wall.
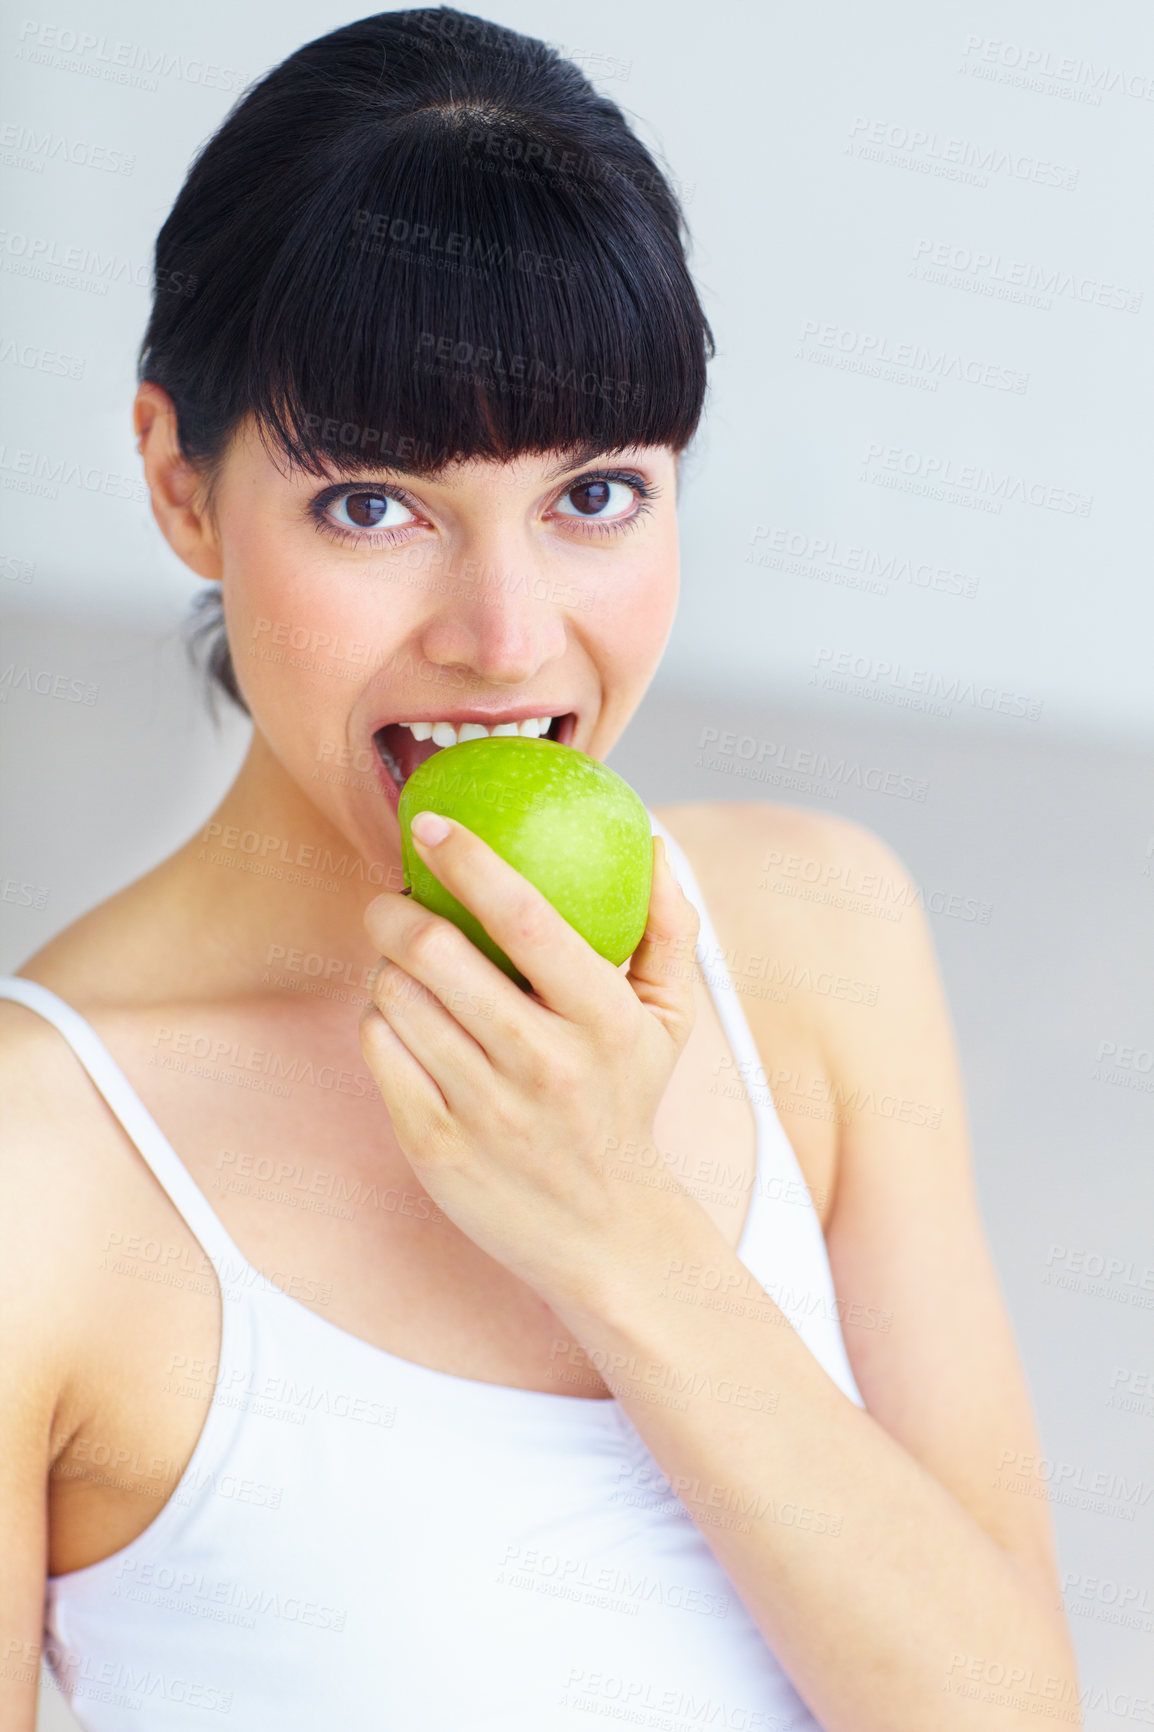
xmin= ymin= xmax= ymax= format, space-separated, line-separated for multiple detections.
xmin=1 ymin=2 xmax=1151 ymax=1727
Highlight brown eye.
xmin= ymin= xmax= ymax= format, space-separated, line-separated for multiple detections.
xmin=324 ymin=490 xmax=416 ymax=533
xmin=568 ymin=479 xmax=611 ymax=515
xmin=554 ymin=477 xmax=636 ymax=520
xmin=343 ymin=492 xmax=391 ymax=527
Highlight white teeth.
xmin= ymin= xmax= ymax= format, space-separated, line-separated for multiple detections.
xmin=387 ymin=714 xmax=562 ymax=749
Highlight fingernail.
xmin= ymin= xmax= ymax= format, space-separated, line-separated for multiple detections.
xmin=411 ymin=810 xmax=451 ymax=846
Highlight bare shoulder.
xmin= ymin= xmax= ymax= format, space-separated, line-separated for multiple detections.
xmin=652 ymin=801 xmax=961 ymax=1138
xmin=649 ymin=797 xmax=928 ymax=1005
xmin=650 ymin=800 xmax=965 ymax=1158
xmin=651 ymin=797 xmax=917 ymax=930
xmin=0 ymin=991 xmax=160 ymax=1429
xmin=0 ymin=991 xmax=100 ymax=1186
xmin=0 ymin=996 xmax=114 ymax=1367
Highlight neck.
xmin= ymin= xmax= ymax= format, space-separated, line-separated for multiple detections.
xmin=142 ymin=730 xmax=401 ymax=1003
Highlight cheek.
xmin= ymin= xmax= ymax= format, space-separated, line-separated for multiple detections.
xmin=217 ymin=525 xmax=383 ymax=744
xmin=598 ymin=544 xmax=678 ymax=676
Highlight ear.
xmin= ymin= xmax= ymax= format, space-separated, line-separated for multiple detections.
xmin=133 ymin=381 xmax=222 ymax=583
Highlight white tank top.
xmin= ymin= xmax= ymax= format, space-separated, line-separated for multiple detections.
xmin=0 ymin=813 xmax=862 ymax=1730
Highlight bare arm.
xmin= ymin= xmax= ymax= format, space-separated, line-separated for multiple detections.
xmin=544 ymin=806 xmax=1082 ymax=1732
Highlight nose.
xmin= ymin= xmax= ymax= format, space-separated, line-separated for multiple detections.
xmin=414 ymin=541 xmax=570 ymax=687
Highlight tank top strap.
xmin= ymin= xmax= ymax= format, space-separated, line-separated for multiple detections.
xmin=646 ymin=812 xmax=766 ymax=1088
xmin=0 ymin=975 xmax=249 ymax=1280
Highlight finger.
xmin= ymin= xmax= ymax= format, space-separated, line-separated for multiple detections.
xmin=370 ymin=959 xmax=491 ymax=1113
xmin=406 ymin=811 xmax=624 ymax=1024
xmin=625 ymin=836 xmax=700 ymax=1051
xmin=364 ymin=890 xmax=540 ymax=1072
xmin=358 ymin=1001 xmax=451 ymax=1151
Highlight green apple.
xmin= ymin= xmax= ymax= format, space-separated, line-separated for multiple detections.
xmin=398 ymin=736 xmax=653 ymax=988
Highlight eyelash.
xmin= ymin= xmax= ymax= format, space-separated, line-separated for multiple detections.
xmin=306 ymin=469 xmax=658 ymax=548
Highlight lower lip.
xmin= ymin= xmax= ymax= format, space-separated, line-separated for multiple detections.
xmin=371 ymin=714 xmax=578 ymax=810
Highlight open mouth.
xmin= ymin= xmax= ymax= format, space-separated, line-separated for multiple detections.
xmin=372 ymin=710 xmax=577 ymax=798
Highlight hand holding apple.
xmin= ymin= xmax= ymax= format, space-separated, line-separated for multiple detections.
xmin=357 ymin=805 xmax=706 ymax=1311
xmin=398 ymin=736 xmax=653 ymax=988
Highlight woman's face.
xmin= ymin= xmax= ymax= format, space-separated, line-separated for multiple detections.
xmin=193 ymin=412 xmax=680 ymax=863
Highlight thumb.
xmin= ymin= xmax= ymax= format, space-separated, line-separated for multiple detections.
xmin=626 ymin=835 xmax=701 ymax=1046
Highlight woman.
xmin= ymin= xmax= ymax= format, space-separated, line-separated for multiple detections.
xmin=0 ymin=9 xmax=1080 ymax=1729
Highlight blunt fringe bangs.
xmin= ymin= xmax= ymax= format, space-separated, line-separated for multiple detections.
xmin=138 ymin=7 xmax=715 ymax=709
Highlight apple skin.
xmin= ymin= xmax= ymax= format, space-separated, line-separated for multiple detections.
xmin=398 ymin=737 xmax=653 ymax=989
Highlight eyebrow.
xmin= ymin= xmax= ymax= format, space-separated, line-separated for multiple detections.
xmin=312 ymin=440 xmax=637 ymax=486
